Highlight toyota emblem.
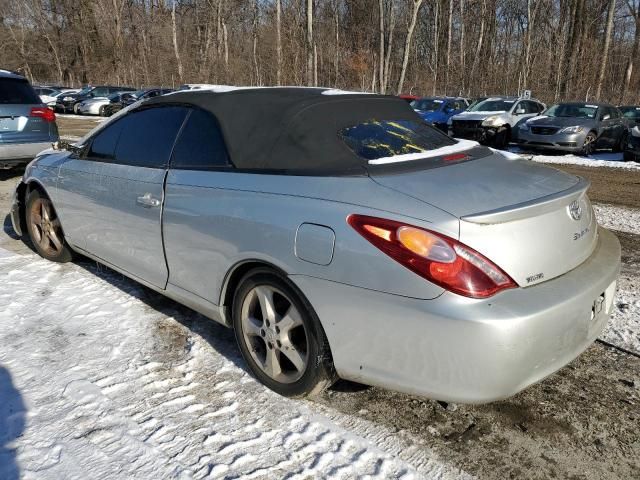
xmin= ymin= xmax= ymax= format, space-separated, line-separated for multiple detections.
xmin=568 ymin=200 xmax=582 ymax=221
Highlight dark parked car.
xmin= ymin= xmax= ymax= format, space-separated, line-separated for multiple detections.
xmin=619 ymin=105 xmax=640 ymax=127
xmin=103 ymin=88 xmax=174 ymax=117
xmin=517 ymin=102 xmax=629 ymax=156
xmin=0 ymin=70 xmax=59 ymax=169
xmin=55 ymin=85 xmax=136 ymax=114
xmin=624 ymin=126 xmax=640 ymax=162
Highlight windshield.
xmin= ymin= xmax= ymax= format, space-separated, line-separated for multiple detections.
xmin=468 ymin=99 xmax=514 ymax=112
xmin=620 ymin=106 xmax=640 ymax=120
xmin=545 ymin=104 xmax=598 ymax=119
xmin=340 ymin=119 xmax=455 ymax=161
xmin=76 ymin=86 xmax=92 ymax=95
xmin=410 ymin=98 xmax=444 ymax=112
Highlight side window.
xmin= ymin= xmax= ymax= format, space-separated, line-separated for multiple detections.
xmin=610 ymin=108 xmax=621 ymax=119
xmin=93 ymin=87 xmax=108 ymax=97
xmin=114 ymin=106 xmax=188 ymax=168
xmin=171 ymin=108 xmax=231 ymax=170
xmin=600 ymin=107 xmax=612 ymax=120
xmin=86 ymin=121 xmax=125 ymax=160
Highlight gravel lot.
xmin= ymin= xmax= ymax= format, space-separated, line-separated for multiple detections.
xmin=1 ymin=116 xmax=638 ymax=479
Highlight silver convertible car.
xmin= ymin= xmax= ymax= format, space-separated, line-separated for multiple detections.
xmin=10 ymin=88 xmax=620 ymax=403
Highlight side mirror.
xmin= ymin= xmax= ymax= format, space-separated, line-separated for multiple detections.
xmin=515 ymin=108 xmax=526 ymax=115
xmin=602 ymin=114 xmax=611 ymax=121
xmin=53 ymin=141 xmax=81 ymax=154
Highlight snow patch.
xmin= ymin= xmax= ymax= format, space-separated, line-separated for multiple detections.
xmin=593 ymin=204 xmax=640 ymax=236
xmin=369 ymin=139 xmax=480 ymax=165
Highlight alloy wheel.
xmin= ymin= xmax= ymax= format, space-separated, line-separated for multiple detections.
xmin=583 ymin=133 xmax=596 ymax=156
xmin=29 ymin=197 xmax=64 ymax=257
xmin=240 ymin=285 xmax=309 ymax=384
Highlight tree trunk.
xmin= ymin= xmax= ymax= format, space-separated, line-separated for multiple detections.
xmin=470 ymin=0 xmax=486 ymax=90
xmin=459 ymin=0 xmax=466 ymax=92
xmin=378 ymin=0 xmax=385 ymax=92
xmin=596 ymin=0 xmax=616 ymax=99
xmin=334 ymin=0 xmax=340 ymax=87
xmin=276 ymin=0 xmax=282 ymax=85
xmin=432 ymin=0 xmax=439 ymax=95
xmin=397 ymin=0 xmax=425 ymax=95
xmin=383 ymin=4 xmax=396 ymax=93
xmin=306 ymin=0 xmax=314 ymax=86
xmin=622 ymin=11 xmax=640 ymax=103
xmin=445 ymin=0 xmax=453 ymax=95
xmin=171 ymin=1 xmax=183 ymax=83
xmin=252 ymin=0 xmax=260 ymax=85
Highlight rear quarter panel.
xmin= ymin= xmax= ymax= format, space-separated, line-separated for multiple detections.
xmin=162 ymin=170 xmax=460 ymax=305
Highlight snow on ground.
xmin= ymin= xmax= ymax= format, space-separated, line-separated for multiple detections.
xmin=593 ymin=203 xmax=640 ymax=355
xmin=593 ymin=204 xmax=640 ymax=236
xmin=507 ymin=147 xmax=640 ymax=170
xmin=56 ymin=114 xmax=106 ymax=122
xmin=0 ymin=248 xmax=466 ymax=480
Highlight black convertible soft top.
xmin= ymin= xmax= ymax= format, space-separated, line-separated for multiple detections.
xmin=145 ymin=87 xmax=446 ymax=174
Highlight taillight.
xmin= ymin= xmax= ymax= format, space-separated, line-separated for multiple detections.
xmin=347 ymin=214 xmax=517 ymax=298
xmin=30 ymin=107 xmax=56 ymax=122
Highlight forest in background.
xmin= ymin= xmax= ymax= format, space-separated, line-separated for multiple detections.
xmin=1 ymin=0 xmax=639 ymax=105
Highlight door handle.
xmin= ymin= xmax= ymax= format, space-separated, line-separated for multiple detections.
xmin=136 ymin=193 xmax=161 ymax=208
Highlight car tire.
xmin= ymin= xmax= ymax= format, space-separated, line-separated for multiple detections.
xmin=73 ymin=103 xmax=80 ymax=114
xmin=614 ymin=131 xmax=628 ymax=153
xmin=493 ymin=126 xmax=510 ymax=149
xmin=581 ymin=131 xmax=597 ymax=156
xmin=233 ymin=268 xmax=336 ymax=397
xmin=25 ymin=189 xmax=73 ymax=263
xmin=623 ymin=151 xmax=636 ymax=162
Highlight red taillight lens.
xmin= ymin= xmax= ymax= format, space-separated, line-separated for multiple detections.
xmin=347 ymin=214 xmax=517 ymax=298
xmin=30 ymin=107 xmax=56 ymax=122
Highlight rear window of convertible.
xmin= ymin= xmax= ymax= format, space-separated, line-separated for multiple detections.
xmin=339 ymin=120 xmax=455 ymax=161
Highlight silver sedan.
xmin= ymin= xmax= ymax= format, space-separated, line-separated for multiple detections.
xmin=10 ymin=88 xmax=620 ymax=403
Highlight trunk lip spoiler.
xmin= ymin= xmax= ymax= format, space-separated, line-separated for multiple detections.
xmin=461 ymin=176 xmax=590 ymax=225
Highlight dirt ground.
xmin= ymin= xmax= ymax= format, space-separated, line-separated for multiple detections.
xmin=1 ymin=117 xmax=639 ymax=479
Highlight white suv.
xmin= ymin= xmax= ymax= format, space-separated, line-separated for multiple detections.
xmin=448 ymin=96 xmax=546 ymax=149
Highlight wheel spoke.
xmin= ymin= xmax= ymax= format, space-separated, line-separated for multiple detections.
xmin=31 ymin=212 xmax=42 ymax=225
xmin=280 ymin=345 xmax=306 ymax=372
xmin=263 ymin=347 xmax=282 ymax=378
xmin=278 ymin=305 xmax=303 ymax=335
xmin=41 ymin=202 xmax=49 ymax=222
xmin=32 ymin=224 xmax=43 ymax=243
xmin=255 ymin=286 xmax=277 ymax=324
xmin=243 ymin=316 xmax=263 ymax=337
xmin=47 ymin=229 xmax=63 ymax=251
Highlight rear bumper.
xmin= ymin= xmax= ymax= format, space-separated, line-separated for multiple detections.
xmin=0 ymin=142 xmax=52 ymax=167
xmin=291 ymin=227 xmax=621 ymax=403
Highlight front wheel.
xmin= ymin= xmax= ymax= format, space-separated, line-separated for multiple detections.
xmin=25 ymin=189 xmax=73 ymax=263
xmin=233 ymin=269 xmax=336 ymax=397
xmin=581 ymin=132 xmax=597 ymax=156
xmin=493 ymin=126 xmax=510 ymax=149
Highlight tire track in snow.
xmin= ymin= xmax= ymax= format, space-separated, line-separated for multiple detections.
xmin=0 ymin=251 xmax=465 ymax=479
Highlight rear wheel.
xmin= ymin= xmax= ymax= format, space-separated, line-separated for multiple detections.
xmin=25 ymin=189 xmax=73 ymax=263
xmin=581 ymin=131 xmax=597 ymax=156
xmin=233 ymin=269 xmax=336 ymax=397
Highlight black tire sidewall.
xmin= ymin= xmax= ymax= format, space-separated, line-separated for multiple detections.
xmin=25 ymin=189 xmax=73 ymax=263
xmin=232 ymin=269 xmax=335 ymax=397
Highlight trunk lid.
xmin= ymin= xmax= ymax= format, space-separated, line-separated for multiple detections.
xmin=370 ymin=152 xmax=598 ymax=287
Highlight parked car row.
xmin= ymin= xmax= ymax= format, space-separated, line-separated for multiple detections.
xmin=407 ymin=93 xmax=638 ymax=159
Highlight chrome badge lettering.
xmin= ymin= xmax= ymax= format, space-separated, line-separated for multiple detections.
xmin=574 ymin=227 xmax=589 ymax=240
xmin=526 ymin=273 xmax=544 ymax=283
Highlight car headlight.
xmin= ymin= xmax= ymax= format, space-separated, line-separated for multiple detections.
xmin=518 ymin=122 xmax=529 ymax=131
xmin=62 ymin=96 xmax=74 ymax=101
xmin=559 ymin=125 xmax=584 ymax=134
xmin=481 ymin=116 xmax=502 ymax=127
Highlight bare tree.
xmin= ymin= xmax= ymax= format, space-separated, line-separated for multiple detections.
xmin=397 ymin=0 xmax=424 ymax=94
xmin=596 ymin=0 xmax=617 ymax=98
xmin=276 ymin=0 xmax=282 ymax=85
xmin=171 ymin=0 xmax=183 ymax=83
xmin=306 ymin=0 xmax=314 ymax=86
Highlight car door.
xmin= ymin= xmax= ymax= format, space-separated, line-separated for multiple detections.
xmin=609 ymin=107 xmax=626 ymax=144
xmin=163 ymin=107 xmax=234 ymax=303
xmin=65 ymin=105 xmax=188 ymax=288
xmin=598 ymin=107 xmax=615 ymax=146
